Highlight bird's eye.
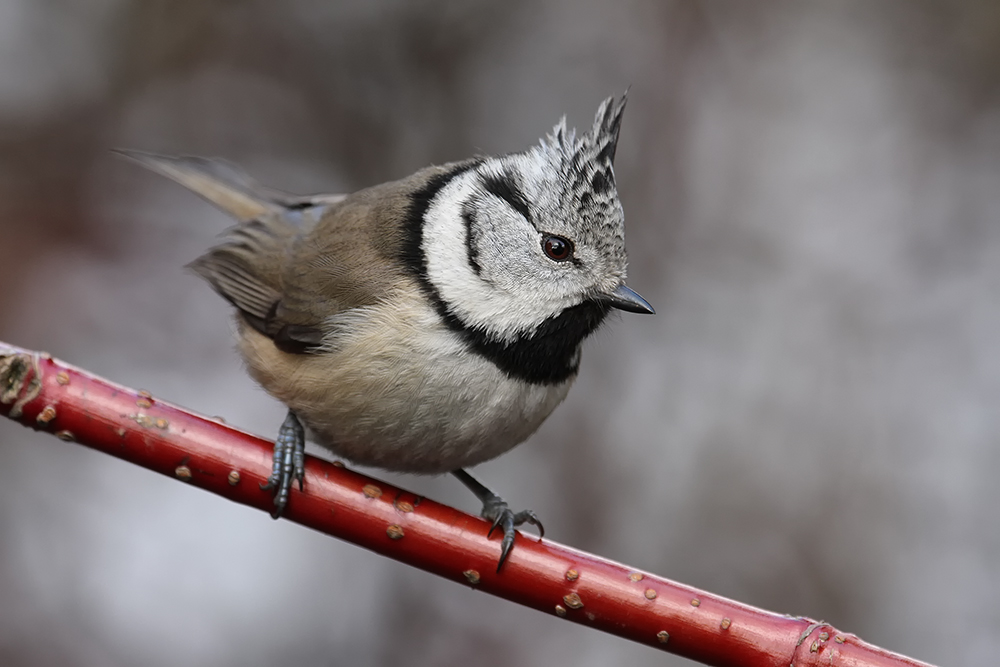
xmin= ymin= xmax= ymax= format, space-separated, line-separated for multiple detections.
xmin=542 ymin=234 xmax=574 ymax=262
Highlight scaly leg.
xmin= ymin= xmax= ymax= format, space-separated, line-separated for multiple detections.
xmin=260 ymin=410 xmax=305 ymax=518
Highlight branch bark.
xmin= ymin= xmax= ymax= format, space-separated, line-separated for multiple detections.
xmin=0 ymin=341 xmax=935 ymax=667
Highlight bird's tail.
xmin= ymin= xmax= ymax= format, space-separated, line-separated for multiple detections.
xmin=113 ymin=149 xmax=287 ymax=222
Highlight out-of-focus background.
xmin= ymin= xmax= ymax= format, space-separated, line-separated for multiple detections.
xmin=1 ymin=1 xmax=997 ymax=665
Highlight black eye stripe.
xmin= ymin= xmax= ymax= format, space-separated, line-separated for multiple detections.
xmin=482 ymin=173 xmax=532 ymax=223
xmin=461 ymin=203 xmax=482 ymax=275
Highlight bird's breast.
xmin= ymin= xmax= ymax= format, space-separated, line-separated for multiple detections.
xmin=236 ymin=292 xmax=575 ymax=473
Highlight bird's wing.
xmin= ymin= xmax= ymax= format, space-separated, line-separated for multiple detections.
xmin=118 ymin=150 xmax=360 ymax=352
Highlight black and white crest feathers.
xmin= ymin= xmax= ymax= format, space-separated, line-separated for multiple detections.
xmin=410 ymin=94 xmax=632 ymax=385
xmin=535 ymin=93 xmax=629 ymax=285
xmin=543 ymin=94 xmax=627 ymax=195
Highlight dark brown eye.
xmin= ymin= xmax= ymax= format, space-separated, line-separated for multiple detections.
xmin=542 ymin=234 xmax=573 ymax=262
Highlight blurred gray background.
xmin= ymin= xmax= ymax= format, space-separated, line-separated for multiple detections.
xmin=1 ymin=1 xmax=997 ymax=665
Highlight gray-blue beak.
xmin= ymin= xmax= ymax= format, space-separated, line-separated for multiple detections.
xmin=603 ymin=284 xmax=655 ymax=314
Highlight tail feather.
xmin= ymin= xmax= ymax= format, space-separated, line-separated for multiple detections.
xmin=118 ymin=149 xmax=342 ymax=353
xmin=113 ymin=149 xmax=286 ymax=222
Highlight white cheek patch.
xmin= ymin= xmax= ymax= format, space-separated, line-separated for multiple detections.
xmin=421 ymin=172 xmax=574 ymax=342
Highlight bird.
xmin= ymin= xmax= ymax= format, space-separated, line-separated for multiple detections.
xmin=117 ymin=93 xmax=653 ymax=570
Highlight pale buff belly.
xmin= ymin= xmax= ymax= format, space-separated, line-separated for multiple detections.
xmin=235 ymin=298 xmax=574 ymax=473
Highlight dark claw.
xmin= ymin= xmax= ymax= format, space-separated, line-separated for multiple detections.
xmin=482 ymin=496 xmax=543 ymax=572
xmin=451 ymin=469 xmax=544 ymax=572
xmin=260 ymin=411 xmax=305 ymax=518
xmin=487 ymin=512 xmax=504 ymax=539
xmin=514 ymin=510 xmax=544 ymax=539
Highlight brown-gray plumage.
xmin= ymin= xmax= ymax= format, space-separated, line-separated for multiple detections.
xmin=117 ymin=94 xmax=653 ymax=569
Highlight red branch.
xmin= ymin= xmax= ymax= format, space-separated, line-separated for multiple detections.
xmin=0 ymin=341 xmax=934 ymax=667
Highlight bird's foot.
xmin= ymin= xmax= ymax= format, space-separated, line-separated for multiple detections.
xmin=481 ymin=495 xmax=545 ymax=572
xmin=260 ymin=410 xmax=305 ymax=518
xmin=451 ymin=469 xmax=544 ymax=572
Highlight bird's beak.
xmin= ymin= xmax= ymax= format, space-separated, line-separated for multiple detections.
xmin=602 ymin=284 xmax=655 ymax=314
